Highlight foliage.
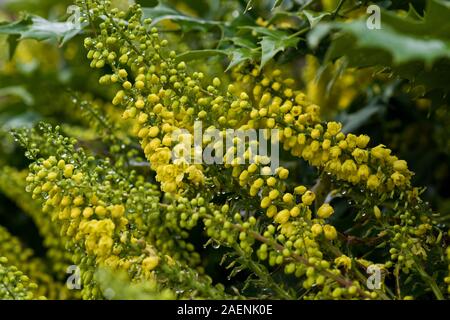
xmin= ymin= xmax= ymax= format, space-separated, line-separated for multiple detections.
xmin=0 ymin=0 xmax=448 ymax=300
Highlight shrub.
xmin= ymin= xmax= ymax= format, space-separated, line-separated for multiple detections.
xmin=0 ymin=0 xmax=449 ymax=300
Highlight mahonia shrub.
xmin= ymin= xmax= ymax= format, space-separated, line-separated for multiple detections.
xmin=0 ymin=0 xmax=449 ymax=300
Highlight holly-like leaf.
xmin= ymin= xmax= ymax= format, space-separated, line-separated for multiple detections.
xmin=310 ymin=0 xmax=450 ymax=90
xmin=244 ymin=0 xmax=254 ymax=13
xmin=239 ymin=25 xmax=287 ymax=38
xmin=260 ymin=35 xmax=299 ymax=68
xmin=0 ymin=15 xmax=85 ymax=50
xmin=143 ymin=2 xmax=224 ymax=29
xmin=0 ymin=86 xmax=34 ymax=106
xmin=301 ymin=10 xmax=331 ymax=28
xmin=272 ymin=0 xmax=284 ymax=10
xmin=307 ymin=23 xmax=333 ymax=49
xmin=226 ymin=47 xmax=258 ymax=71
xmin=175 ymin=47 xmax=257 ymax=71
xmin=328 ymin=21 xmax=450 ymax=68
xmin=175 ymin=49 xmax=228 ymax=62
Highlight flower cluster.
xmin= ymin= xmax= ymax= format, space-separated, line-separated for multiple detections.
xmin=0 ymin=0 xmax=446 ymax=301
xmin=16 ymin=123 xmax=226 ymax=299
xmin=79 ymin=0 xmax=423 ymax=299
xmin=0 ymin=256 xmax=44 ymax=300
xmin=0 ymin=225 xmax=67 ymax=299
xmin=0 ymin=168 xmax=72 ymax=281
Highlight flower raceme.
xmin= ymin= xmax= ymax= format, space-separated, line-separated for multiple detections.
xmin=25 ymin=152 xmax=162 ymax=299
xmin=0 ymin=256 xmax=45 ymax=300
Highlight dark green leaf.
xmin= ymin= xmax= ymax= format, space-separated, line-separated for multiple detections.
xmin=244 ymin=0 xmax=254 ymax=13
xmin=302 ymin=10 xmax=331 ymax=28
xmin=6 ymin=34 xmax=20 ymax=59
xmin=0 ymin=86 xmax=34 ymax=106
xmin=311 ymin=0 xmax=450 ymax=90
xmin=225 ymin=36 xmax=258 ymax=49
xmin=239 ymin=25 xmax=287 ymax=38
xmin=175 ymin=49 xmax=228 ymax=63
xmin=272 ymin=0 xmax=284 ymax=10
xmin=143 ymin=3 xmax=224 ymax=29
xmin=307 ymin=23 xmax=332 ymax=49
xmin=260 ymin=35 xmax=299 ymax=68
xmin=226 ymin=47 xmax=257 ymax=71
xmin=0 ymin=15 xmax=86 ymax=46
xmin=339 ymin=104 xmax=383 ymax=133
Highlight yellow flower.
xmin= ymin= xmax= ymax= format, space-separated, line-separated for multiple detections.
xmin=97 ymin=235 xmax=113 ymax=256
xmin=371 ymin=144 xmax=391 ymax=160
xmin=356 ymin=135 xmax=370 ymax=148
xmin=261 ymin=197 xmax=271 ymax=209
xmin=266 ymin=205 xmax=277 ymax=218
xmin=142 ymin=256 xmax=159 ymax=272
xmin=373 ymin=205 xmax=381 ymax=219
xmin=367 ymin=175 xmax=380 ymax=190
xmin=341 ymin=159 xmax=357 ymax=174
xmin=357 ymin=164 xmax=370 ymax=179
xmin=317 ymin=203 xmax=334 ymax=219
xmin=186 ymin=165 xmax=205 ymax=185
xmin=326 ymin=122 xmax=342 ymax=136
xmin=274 ymin=209 xmax=290 ymax=224
xmin=294 ymin=185 xmax=307 ymax=194
xmin=323 ymin=224 xmax=337 ymax=240
xmin=393 ymin=160 xmax=408 ymax=172
xmin=278 ymin=168 xmax=289 ymax=180
xmin=391 ymin=172 xmax=406 ymax=187
xmin=301 ymin=191 xmax=316 ymax=206
xmin=352 ymin=148 xmax=369 ymax=164
xmin=334 ymin=255 xmax=352 ymax=270
xmin=311 ymin=224 xmax=323 ymax=237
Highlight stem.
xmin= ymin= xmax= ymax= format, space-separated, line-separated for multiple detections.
xmin=288 ymin=26 xmax=310 ymax=39
xmin=322 ymin=242 xmax=391 ymax=300
xmin=413 ymin=257 xmax=444 ymax=300
xmin=394 ymin=263 xmax=401 ymax=299
xmin=232 ymin=224 xmax=375 ymax=299
xmin=0 ymin=279 xmax=16 ymax=299
xmin=300 ymin=0 xmax=317 ymax=10
xmin=233 ymin=244 xmax=293 ymax=299
xmin=332 ymin=0 xmax=346 ymax=18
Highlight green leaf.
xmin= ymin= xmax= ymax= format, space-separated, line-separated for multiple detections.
xmin=142 ymin=3 xmax=224 ymax=29
xmin=307 ymin=23 xmax=332 ymax=49
xmin=0 ymin=15 xmax=86 ymax=47
xmin=272 ymin=0 xmax=284 ymax=10
xmin=312 ymin=0 xmax=450 ymax=90
xmin=226 ymin=47 xmax=258 ymax=71
xmin=301 ymin=10 xmax=331 ymax=28
xmin=175 ymin=49 xmax=228 ymax=63
xmin=329 ymin=21 xmax=450 ymax=68
xmin=0 ymin=86 xmax=34 ymax=106
xmin=175 ymin=47 xmax=257 ymax=71
xmin=6 ymin=34 xmax=19 ymax=59
xmin=405 ymin=3 xmax=423 ymax=21
xmin=0 ymin=111 xmax=41 ymax=131
xmin=244 ymin=0 xmax=254 ymax=13
xmin=225 ymin=36 xmax=258 ymax=49
xmin=239 ymin=25 xmax=287 ymax=38
xmin=260 ymin=35 xmax=299 ymax=68
xmin=340 ymin=104 xmax=383 ymax=133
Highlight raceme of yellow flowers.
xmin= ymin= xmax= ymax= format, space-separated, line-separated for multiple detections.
xmin=0 ymin=256 xmax=45 ymax=300
xmin=16 ymin=122 xmax=225 ymax=300
xmin=25 ymin=152 xmax=162 ymax=299
xmin=0 ymin=168 xmax=73 ymax=281
xmin=0 ymin=225 xmax=66 ymax=299
xmin=72 ymin=0 xmax=448 ymax=300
